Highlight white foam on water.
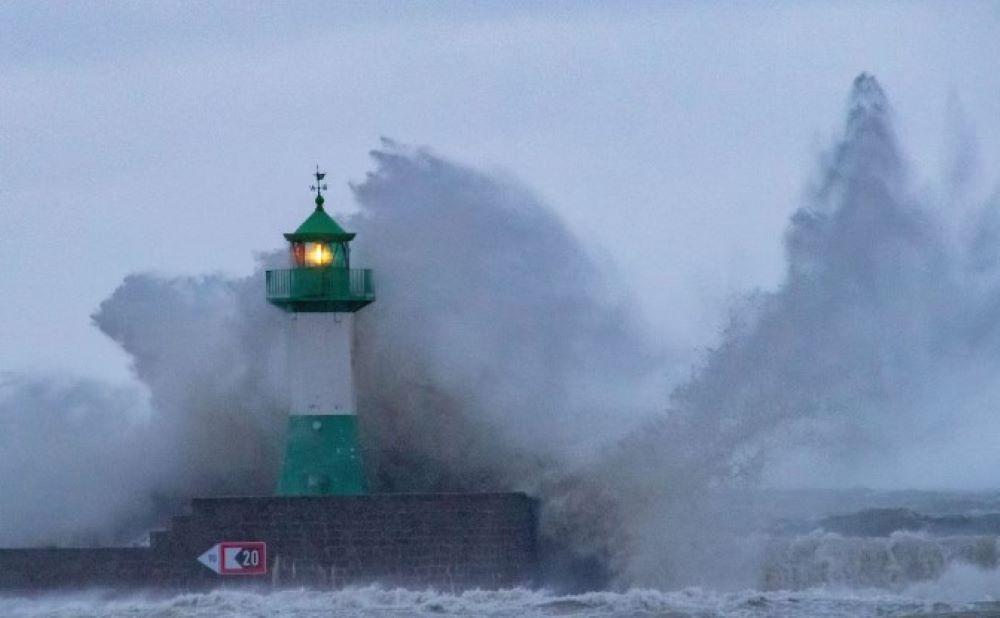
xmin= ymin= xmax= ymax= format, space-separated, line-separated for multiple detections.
xmin=904 ymin=562 xmax=1000 ymax=605
xmin=0 ymin=584 xmax=990 ymax=618
xmin=761 ymin=531 xmax=1000 ymax=591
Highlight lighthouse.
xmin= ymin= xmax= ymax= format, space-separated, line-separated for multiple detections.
xmin=265 ymin=167 xmax=375 ymax=496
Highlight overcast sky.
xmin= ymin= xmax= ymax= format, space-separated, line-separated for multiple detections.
xmin=2 ymin=2 xmax=999 ymax=384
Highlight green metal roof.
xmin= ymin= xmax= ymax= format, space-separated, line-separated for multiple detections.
xmin=284 ymin=196 xmax=356 ymax=242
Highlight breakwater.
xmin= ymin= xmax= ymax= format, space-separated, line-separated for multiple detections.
xmin=0 ymin=493 xmax=538 ymax=591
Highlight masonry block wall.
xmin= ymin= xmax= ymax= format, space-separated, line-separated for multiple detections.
xmin=0 ymin=493 xmax=539 ymax=591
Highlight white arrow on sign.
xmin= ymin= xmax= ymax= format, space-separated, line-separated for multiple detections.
xmin=197 ymin=541 xmax=267 ymax=575
xmin=197 ymin=544 xmax=222 ymax=574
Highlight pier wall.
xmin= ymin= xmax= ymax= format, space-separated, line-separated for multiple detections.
xmin=0 ymin=493 xmax=538 ymax=591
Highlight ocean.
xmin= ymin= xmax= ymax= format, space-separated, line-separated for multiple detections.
xmin=2 ymin=583 xmax=998 ymax=617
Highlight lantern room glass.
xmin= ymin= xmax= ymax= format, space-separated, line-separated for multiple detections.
xmin=291 ymin=241 xmax=348 ymax=268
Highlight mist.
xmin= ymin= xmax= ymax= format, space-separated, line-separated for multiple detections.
xmin=3 ymin=74 xmax=1000 ymax=592
xmin=572 ymin=74 xmax=1000 ymax=589
xmin=0 ymin=138 xmax=666 ymax=553
xmin=349 ymin=141 xmax=664 ymax=492
xmin=642 ymin=74 xmax=1000 ymax=492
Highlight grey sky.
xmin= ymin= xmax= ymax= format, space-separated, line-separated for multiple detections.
xmin=2 ymin=2 xmax=999 ymax=384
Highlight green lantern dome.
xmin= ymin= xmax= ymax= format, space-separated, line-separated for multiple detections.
xmin=283 ymin=194 xmax=356 ymax=243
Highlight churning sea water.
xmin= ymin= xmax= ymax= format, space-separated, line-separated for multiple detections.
xmin=1 ymin=583 xmax=999 ymax=618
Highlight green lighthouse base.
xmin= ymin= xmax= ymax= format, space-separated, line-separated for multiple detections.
xmin=277 ymin=414 xmax=368 ymax=496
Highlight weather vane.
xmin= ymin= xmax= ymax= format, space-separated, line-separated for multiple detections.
xmin=310 ymin=164 xmax=328 ymax=202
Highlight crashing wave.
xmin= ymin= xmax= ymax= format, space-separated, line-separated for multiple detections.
xmin=761 ymin=531 xmax=998 ymax=590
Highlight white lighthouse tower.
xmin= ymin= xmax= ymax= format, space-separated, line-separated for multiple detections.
xmin=265 ymin=168 xmax=375 ymax=495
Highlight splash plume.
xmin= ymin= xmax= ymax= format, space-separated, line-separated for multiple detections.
xmin=2 ymin=75 xmax=998 ymax=594
xmin=0 ymin=140 xmax=664 ymax=554
xmin=584 ymin=74 xmax=1000 ymax=588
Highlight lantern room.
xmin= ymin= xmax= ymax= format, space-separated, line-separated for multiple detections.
xmin=284 ymin=190 xmax=355 ymax=269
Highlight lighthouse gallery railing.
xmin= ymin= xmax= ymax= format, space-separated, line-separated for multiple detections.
xmin=265 ymin=268 xmax=374 ymax=308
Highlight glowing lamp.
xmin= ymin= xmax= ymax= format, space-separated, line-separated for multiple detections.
xmin=292 ymin=241 xmax=335 ymax=267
